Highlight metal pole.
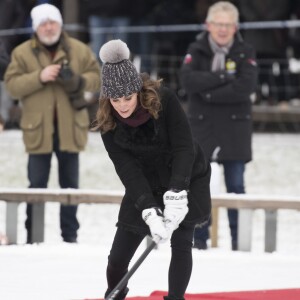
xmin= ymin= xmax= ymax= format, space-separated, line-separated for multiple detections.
xmin=105 ymin=239 xmax=157 ymax=300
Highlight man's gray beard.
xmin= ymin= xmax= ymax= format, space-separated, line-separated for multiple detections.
xmin=39 ymin=31 xmax=61 ymax=46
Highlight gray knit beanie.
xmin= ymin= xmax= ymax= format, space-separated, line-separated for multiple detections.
xmin=99 ymin=39 xmax=143 ymax=98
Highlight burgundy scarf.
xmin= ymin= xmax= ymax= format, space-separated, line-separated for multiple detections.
xmin=113 ymin=105 xmax=151 ymax=127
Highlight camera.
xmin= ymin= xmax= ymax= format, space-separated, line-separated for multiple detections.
xmin=59 ymin=59 xmax=73 ymax=80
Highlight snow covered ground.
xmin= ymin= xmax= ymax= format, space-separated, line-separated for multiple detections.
xmin=0 ymin=130 xmax=300 ymax=300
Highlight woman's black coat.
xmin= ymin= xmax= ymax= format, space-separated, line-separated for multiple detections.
xmin=180 ymin=32 xmax=258 ymax=162
xmin=101 ymin=87 xmax=211 ymax=235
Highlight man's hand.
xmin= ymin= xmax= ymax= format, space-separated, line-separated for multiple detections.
xmin=40 ymin=64 xmax=61 ymax=83
xmin=142 ymin=207 xmax=169 ymax=244
xmin=163 ymin=190 xmax=189 ymax=232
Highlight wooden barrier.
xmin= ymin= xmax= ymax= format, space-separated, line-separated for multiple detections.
xmin=1 ymin=188 xmax=300 ymax=252
xmin=210 ymin=193 xmax=300 ymax=252
xmin=252 ymin=104 xmax=300 ymax=132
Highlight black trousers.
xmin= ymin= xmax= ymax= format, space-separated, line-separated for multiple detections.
xmin=25 ymin=129 xmax=79 ymax=242
xmin=106 ymin=225 xmax=194 ymax=299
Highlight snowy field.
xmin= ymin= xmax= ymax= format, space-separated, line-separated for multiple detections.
xmin=0 ymin=130 xmax=300 ymax=300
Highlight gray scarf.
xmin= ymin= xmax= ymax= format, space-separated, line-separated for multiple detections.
xmin=208 ymin=35 xmax=233 ymax=71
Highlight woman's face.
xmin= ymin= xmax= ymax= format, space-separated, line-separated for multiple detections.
xmin=110 ymin=93 xmax=138 ymax=118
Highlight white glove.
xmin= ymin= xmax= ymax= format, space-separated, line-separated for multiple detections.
xmin=163 ymin=190 xmax=189 ymax=232
xmin=142 ymin=207 xmax=169 ymax=244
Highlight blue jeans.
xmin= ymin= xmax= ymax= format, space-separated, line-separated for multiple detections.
xmin=194 ymin=161 xmax=245 ymax=247
xmin=25 ymin=129 xmax=79 ymax=242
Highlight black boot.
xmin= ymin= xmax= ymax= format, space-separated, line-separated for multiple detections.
xmin=104 ymin=287 xmax=129 ymax=300
xmin=163 ymin=296 xmax=185 ymax=300
xmin=193 ymin=239 xmax=208 ymax=250
xmin=231 ymin=240 xmax=238 ymax=251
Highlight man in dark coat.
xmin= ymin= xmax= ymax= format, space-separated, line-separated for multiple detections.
xmin=180 ymin=1 xmax=258 ymax=250
xmin=0 ymin=40 xmax=10 ymax=130
xmin=0 ymin=40 xmax=9 ymax=240
xmin=0 ymin=40 xmax=9 ymax=80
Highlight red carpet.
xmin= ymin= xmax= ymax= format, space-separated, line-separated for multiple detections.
xmin=150 ymin=289 xmax=300 ymax=299
xmin=83 ymin=288 xmax=300 ymax=300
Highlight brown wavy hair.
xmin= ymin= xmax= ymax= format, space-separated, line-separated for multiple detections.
xmin=92 ymin=73 xmax=162 ymax=134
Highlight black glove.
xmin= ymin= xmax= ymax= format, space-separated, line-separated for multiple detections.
xmin=57 ymin=60 xmax=86 ymax=110
xmin=58 ymin=60 xmax=74 ymax=80
xmin=58 ymin=61 xmax=83 ymax=93
xmin=68 ymin=95 xmax=88 ymax=110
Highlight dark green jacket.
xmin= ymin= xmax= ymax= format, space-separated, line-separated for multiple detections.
xmin=5 ymin=32 xmax=101 ymax=153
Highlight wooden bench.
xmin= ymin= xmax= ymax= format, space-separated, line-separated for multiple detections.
xmin=252 ymin=104 xmax=300 ymax=132
xmin=210 ymin=193 xmax=300 ymax=252
xmin=1 ymin=188 xmax=300 ymax=252
xmin=0 ymin=188 xmax=123 ymax=245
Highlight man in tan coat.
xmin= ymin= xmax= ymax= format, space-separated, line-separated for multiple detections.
xmin=4 ymin=4 xmax=101 ymax=243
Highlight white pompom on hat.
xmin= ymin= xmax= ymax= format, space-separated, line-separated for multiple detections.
xmin=31 ymin=4 xmax=63 ymax=31
xmin=99 ymin=39 xmax=143 ymax=99
xmin=99 ymin=39 xmax=130 ymax=63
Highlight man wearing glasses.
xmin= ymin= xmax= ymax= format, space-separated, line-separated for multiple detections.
xmin=180 ymin=1 xmax=258 ymax=250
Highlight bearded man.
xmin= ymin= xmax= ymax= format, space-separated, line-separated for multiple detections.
xmin=5 ymin=4 xmax=101 ymax=244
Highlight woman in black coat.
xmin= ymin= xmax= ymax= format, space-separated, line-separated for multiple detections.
xmin=94 ymin=40 xmax=211 ymax=300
